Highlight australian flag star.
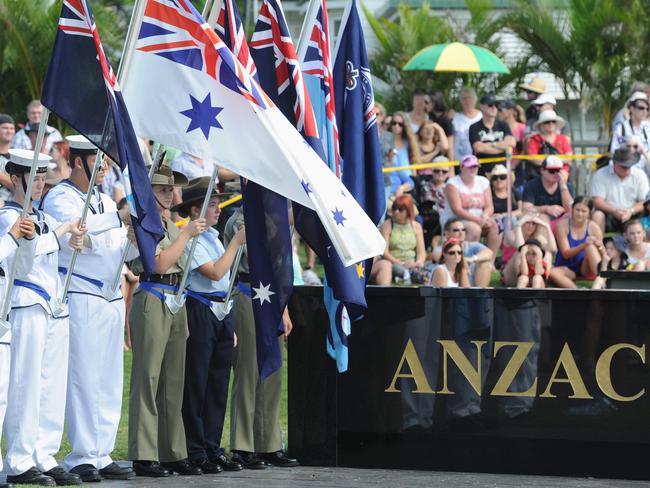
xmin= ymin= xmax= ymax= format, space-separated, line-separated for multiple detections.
xmin=301 ymin=179 xmax=313 ymax=194
xmin=332 ymin=207 xmax=346 ymax=226
xmin=180 ymin=93 xmax=224 ymax=139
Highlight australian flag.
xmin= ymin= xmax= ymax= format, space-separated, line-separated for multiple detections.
xmin=216 ymin=0 xmax=293 ymax=380
xmin=41 ymin=0 xmax=164 ymax=276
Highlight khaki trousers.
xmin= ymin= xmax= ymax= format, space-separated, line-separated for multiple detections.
xmin=128 ymin=290 xmax=188 ymax=462
xmin=229 ymin=290 xmax=282 ymax=453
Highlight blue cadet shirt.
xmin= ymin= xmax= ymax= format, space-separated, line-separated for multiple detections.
xmin=186 ymin=227 xmax=230 ymax=294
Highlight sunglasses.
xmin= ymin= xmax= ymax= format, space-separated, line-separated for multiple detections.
xmin=543 ymin=120 xmax=557 ymax=125
xmin=445 ymin=250 xmax=463 ymax=256
xmin=545 ymin=168 xmax=561 ymax=174
xmin=391 ymin=121 xmax=404 ymax=127
xmin=393 ymin=207 xmax=406 ymax=212
xmin=492 ymin=174 xmax=508 ymax=181
xmin=433 ymin=169 xmax=449 ymax=174
xmin=485 ymin=103 xmax=496 ymax=108
xmin=450 ymin=228 xmax=466 ymax=233
xmin=634 ymin=104 xmax=649 ymax=111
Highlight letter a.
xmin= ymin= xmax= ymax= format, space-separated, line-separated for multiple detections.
xmin=385 ymin=339 xmax=434 ymax=393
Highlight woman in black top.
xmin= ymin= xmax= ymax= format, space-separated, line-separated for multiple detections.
xmin=489 ymin=164 xmax=522 ymax=233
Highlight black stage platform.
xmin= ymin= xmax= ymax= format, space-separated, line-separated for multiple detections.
xmin=288 ymin=286 xmax=650 ymax=480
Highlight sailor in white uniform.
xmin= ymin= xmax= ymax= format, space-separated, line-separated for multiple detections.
xmin=40 ymin=136 xmax=136 ymax=482
xmin=1 ymin=149 xmax=86 ymax=487
xmin=0 ymin=217 xmax=36 ymax=488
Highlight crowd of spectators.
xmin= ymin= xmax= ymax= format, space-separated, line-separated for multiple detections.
xmin=375 ymin=80 xmax=650 ymax=289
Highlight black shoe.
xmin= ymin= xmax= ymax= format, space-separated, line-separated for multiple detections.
xmin=69 ymin=464 xmax=101 ymax=483
xmin=132 ymin=461 xmax=170 ymax=478
xmin=160 ymin=459 xmax=202 ymax=476
xmin=258 ymin=451 xmax=300 ymax=468
xmin=231 ymin=451 xmax=266 ymax=470
xmin=0 ymin=483 xmax=14 ymax=488
xmin=7 ymin=467 xmax=55 ymax=486
xmin=42 ymin=467 xmax=82 ymax=486
xmin=99 ymin=462 xmax=135 ymax=480
xmin=189 ymin=458 xmax=222 ymax=474
xmin=210 ymin=453 xmax=243 ymax=472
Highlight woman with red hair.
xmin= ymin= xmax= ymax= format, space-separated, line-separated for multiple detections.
xmin=49 ymin=140 xmax=71 ymax=182
xmin=379 ymin=195 xmax=426 ymax=283
xmin=430 ymin=238 xmax=469 ymax=287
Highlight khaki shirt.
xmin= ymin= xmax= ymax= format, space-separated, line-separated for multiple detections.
xmin=129 ymin=217 xmax=186 ymax=275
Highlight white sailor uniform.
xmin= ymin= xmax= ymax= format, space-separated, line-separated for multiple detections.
xmin=0 ymin=203 xmax=69 ymax=475
xmin=0 ymin=231 xmax=36 ymax=475
xmin=41 ymin=180 xmax=134 ymax=471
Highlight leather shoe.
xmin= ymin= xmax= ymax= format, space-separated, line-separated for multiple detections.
xmin=258 ymin=451 xmax=300 ymax=468
xmin=69 ymin=464 xmax=101 ymax=483
xmin=160 ymin=459 xmax=202 ymax=476
xmin=43 ymin=467 xmax=82 ymax=486
xmin=211 ymin=454 xmax=243 ymax=472
xmin=7 ymin=467 xmax=55 ymax=486
xmin=190 ymin=459 xmax=222 ymax=474
xmin=132 ymin=461 xmax=170 ymax=478
xmin=99 ymin=462 xmax=135 ymax=480
xmin=231 ymin=451 xmax=266 ymax=470
xmin=0 ymin=483 xmax=14 ymax=488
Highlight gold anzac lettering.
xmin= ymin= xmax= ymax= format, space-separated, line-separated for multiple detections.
xmin=384 ymin=339 xmax=434 ymax=393
xmin=490 ymin=342 xmax=537 ymax=397
xmin=437 ymin=340 xmax=486 ymax=395
xmin=596 ymin=343 xmax=645 ymax=402
xmin=539 ymin=343 xmax=593 ymax=399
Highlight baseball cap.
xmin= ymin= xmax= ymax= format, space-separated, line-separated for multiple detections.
xmin=542 ymin=155 xmax=564 ymax=170
xmin=460 ymin=155 xmax=479 ymax=168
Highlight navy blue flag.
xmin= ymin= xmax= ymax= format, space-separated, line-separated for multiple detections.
xmin=216 ymin=0 xmax=293 ymax=380
xmin=41 ymin=0 xmax=164 ymax=277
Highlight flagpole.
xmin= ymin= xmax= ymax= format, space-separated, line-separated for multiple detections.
xmin=171 ymin=164 xmax=220 ymax=305
xmin=296 ymin=0 xmax=320 ymax=60
xmin=0 ymin=110 xmax=51 ymax=324
xmin=332 ymin=0 xmax=354 ymax=60
xmin=115 ymin=0 xmax=148 ymax=89
xmin=108 ymin=149 xmax=162 ymax=294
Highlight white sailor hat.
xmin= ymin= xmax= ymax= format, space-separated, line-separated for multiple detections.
xmin=6 ymin=148 xmax=52 ymax=174
xmin=66 ymin=134 xmax=96 ymax=153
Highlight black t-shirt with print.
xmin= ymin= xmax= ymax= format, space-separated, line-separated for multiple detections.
xmin=469 ymin=119 xmax=512 ymax=175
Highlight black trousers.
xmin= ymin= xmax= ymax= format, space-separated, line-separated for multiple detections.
xmin=182 ymin=296 xmax=234 ymax=461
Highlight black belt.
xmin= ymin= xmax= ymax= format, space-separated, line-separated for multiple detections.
xmin=0 ymin=268 xmax=4 ymax=277
xmin=149 ymin=273 xmax=182 ymax=286
xmin=238 ymin=272 xmax=250 ymax=283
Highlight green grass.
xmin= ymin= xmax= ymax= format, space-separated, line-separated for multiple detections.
xmin=53 ymin=348 xmax=289 ymax=461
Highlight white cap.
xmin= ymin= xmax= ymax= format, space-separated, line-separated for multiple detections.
xmin=66 ymin=134 xmax=96 ymax=151
xmin=628 ymin=91 xmax=649 ymax=105
xmin=533 ymin=93 xmax=557 ymax=106
xmin=543 ymin=155 xmax=564 ymax=170
xmin=7 ymin=148 xmax=52 ymax=171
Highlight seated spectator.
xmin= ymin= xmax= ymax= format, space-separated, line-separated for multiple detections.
xmin=368 ymin=256 xmax=392 ymax=286
xmin=416 ymin=121 xmax=449 ymax=170
xmin=610 ymin=92 xmax=650 ymax=178
xmin=469 ymin=94 xmax=516 ymax=176
xmin=426 ymin=91 xmax=455 ymax=159
xmin=388 ymin=112 xmax=419 ymax=196
xmin=441 ymin=155 xmax=500 ymax=259
xmin=619 ymin=219 xmax=650 ymax=270
xmin=416 ymin=155 xmax=450 ymax=250
xmin=612 ymin=83 xmax=650 ymax=130
xmin=591 ymin=147 xmax=649 ymax=233
xmin=375 ymin=103 xmax=395 ymax=204
xmin=549 ymin=197 xmax=603 ymax=288
xmin=522 ymin=155 xmax=574 ymax=223
xmin=516 ymin=239 xmax=550 ymax=289
xmin=489 ymin=164 xmax=522 ymax=233
xmin=531 ymin=93 xmax=557 ymax=116
xmin=432 ymin=218 xmax=493 ymax=287
xmin=430 ymin=238 xmax=469 ymax=288
xmin=405 ymin=90 xmax=430 ymax=133
xmin=379 ymin=195 xmax=427 ymax=283
xmin=497 ymin=99 xmax=527 ymax=181
xmin=592 ymin=237 xmax=629 ymax=289
xmin=49 ymin=140 xmax=71 ymax=183
xmin=527 ymin=110 xmax=572 ymax=177
xmin=519 ymin=77 xmax=546 ymax=130
xmin=501 ymin=212 xmax=556 ymax=286
xmin=452 ymin=87 xmax=482 ymax=159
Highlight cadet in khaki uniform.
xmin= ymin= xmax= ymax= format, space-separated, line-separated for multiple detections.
xmin=128 ymin=166 xmax=206 ymax=477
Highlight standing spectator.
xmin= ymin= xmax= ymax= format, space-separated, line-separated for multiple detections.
xmin=388 ymin=112 xmax=419 ymax=196
xmin=519 ymin=77 xmax=547 ymax=128
xmin=527 ymin=110 xmax=573 ymax=177
xmin=380 ymin=195 xmax=427 ymax=283
xmin=610 ymin=92 xmax=650 ymax=177
xmin=49 ymin=140 xmax=72 ymax=183
xmin=549 ymin=197 xmax=603 ymax=287
xmin=497 ymin=100 xmax=527 ymax=182
xmin=416 ymin=121 xmax=449 ymax=170
xmin=430 ymin=238 xmax=469 ymax=288
xmin=612 ymin=82 xmax=650 ymax=131
xmin=522 ymin=155 xmax=574 ymax=223
xmin=591 ymin=147 xmax=649 ymax=233
xmin=11 ymin=100 xmax=63 ymax=152
xmin=468 ymin=94 xmax=516 ymax=176
xmin=0 ymin=114 xmax=16 ymax=203
xmin=404 ymin=90 xmax=430 ymax=133
xmin=375 ymin=103 xmax=394 ymax=205
xmin=452 ymin=87 xmax=482 ymax=159
xmin=427 ymin=91 xmax=455 ymax=159
xmin=441 ymin=155 xmax=500 ymax=258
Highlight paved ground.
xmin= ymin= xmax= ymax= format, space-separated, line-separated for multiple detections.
xmin=80 ymin=466 xmax=650 ymax=488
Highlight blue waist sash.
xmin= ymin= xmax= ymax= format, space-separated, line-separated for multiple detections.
xmin=14 ymin=280 xmax=51 ymax=302
xmin=58 ymin=266 xmax=104 ymax=289
xmin=139 ymin=281 xmax=180 ymax=301
xmin=185 ymin=289 xmax=226 ymax=307
xmin=237 ymin=283 xmax=251 ymax=298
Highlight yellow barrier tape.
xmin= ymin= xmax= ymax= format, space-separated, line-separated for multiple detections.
xmin=381 ymin=153 xmax=608 ymax=173
xmin=174 ymin=193 xmax=243 ymax=227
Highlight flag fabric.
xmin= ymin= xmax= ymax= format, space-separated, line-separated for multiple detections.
xmin=41 ymin=0 xmax=164 ymax=277
xmin=215 ymin=0 xmax=292 ymax=380
xmin=122 ymin=0 xmax=384 ymax=267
